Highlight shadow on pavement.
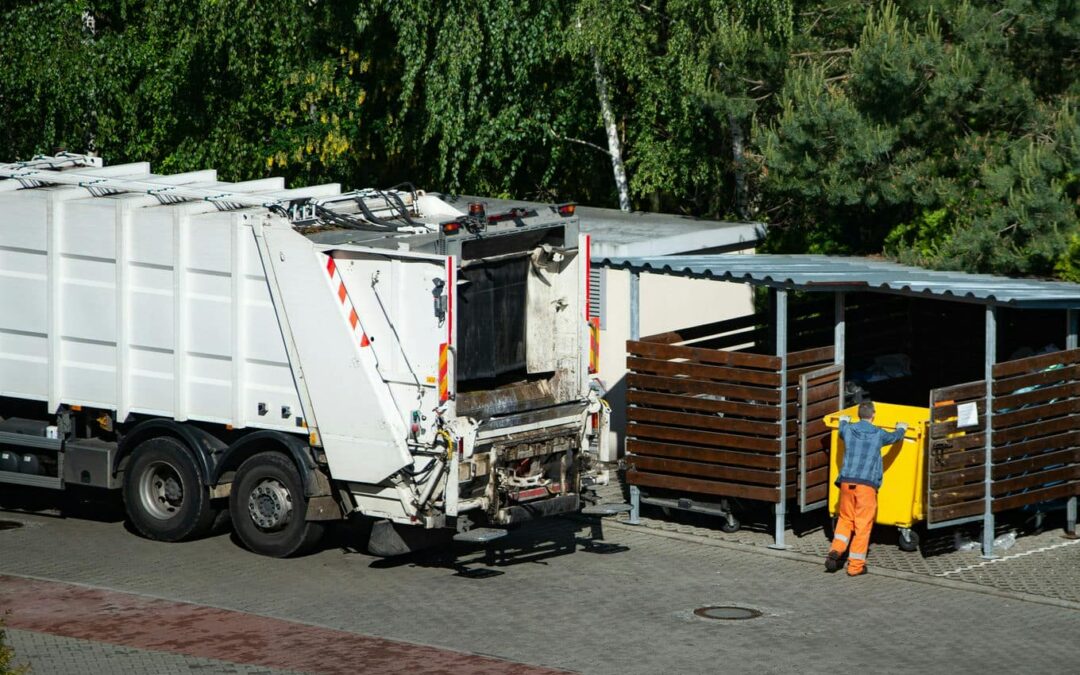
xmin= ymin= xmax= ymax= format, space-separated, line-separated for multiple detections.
xmin=363 ymin=516 xmax=630 ymax=578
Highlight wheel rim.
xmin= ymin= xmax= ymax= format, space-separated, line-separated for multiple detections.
xmin=247 ymin=478 xmax=293 ymax=531
xmin=138 ymin=460 xmax=185 ymax=520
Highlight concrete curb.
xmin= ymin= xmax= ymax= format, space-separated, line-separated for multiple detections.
xmin=600 ymin=518 xmax=1080 ymax=612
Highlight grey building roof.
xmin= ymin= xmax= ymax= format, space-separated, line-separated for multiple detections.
xmin=443 ymin=195 xmax=764 ymax=257
xmin=602 ymin=254 xmax=1080 ymax=309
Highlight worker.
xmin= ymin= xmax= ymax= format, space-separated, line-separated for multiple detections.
xmin=825 ymin=401 xmax=907 ymax=576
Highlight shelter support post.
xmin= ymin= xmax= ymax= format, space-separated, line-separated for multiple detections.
xmin=1068 ymin=309 xmax=1078 ymax=537
xmin=770 ymin=288 xmax=789 ymax=549
xmin=982 ymin=305 xmax=997 ymax=559
xmin=626 ymin=269 xmax=641 ymax=526
xmin=835 ymin=292 xmax=845 ymax=402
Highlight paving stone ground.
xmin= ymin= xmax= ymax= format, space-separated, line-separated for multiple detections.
xmin=1 ymin=494 xmax=1078 ymax=675
xmin=597 ymin=472 xmax=1080 ymax=605
xmin=4 ymin=629 xmax=300 ymax=675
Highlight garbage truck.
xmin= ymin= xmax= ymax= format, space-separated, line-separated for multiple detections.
xmin=0 ymin=153 xmax=620 ymax=557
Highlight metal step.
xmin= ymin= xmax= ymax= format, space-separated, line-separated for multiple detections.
xmin=452 ymin=527 xmax=508 ymax=544
xmin=581 ymin=502 xmax=632 ymax=516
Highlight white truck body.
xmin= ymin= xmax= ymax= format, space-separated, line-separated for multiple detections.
xmin=0 ymin=154 xmax=610 ymax=554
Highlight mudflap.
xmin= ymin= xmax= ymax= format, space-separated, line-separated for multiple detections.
xmin=366 ymin=519 xmax=453 ymax=557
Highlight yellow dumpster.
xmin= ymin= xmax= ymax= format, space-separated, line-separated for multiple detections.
xmin=824 ymin=403 xmax=930 ymax=552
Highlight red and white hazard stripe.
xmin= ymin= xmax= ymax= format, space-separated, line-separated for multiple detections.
xmin=323 ymin=254 xmax=371 ymax=349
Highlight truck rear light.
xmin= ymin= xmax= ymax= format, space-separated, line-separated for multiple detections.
xmin=441 ymin=220 xmax=461 ymax=235
xmin=557 ymin=203 xmax=576 ymax=217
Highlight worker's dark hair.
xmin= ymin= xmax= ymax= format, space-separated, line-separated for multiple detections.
xmin=858 ymin=401 xmax=875 ymax=420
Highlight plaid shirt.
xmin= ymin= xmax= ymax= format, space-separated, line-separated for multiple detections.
xmin=837 ymin=419 xmax=906 ymax=489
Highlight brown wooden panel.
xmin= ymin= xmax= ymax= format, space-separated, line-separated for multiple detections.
xmin=993 ymin=481 xmax=1080 ymax=512
xmin=931 ymin=399 xmax=986 ymax=421
xmin=801 ymin=418 xmax=829 ymax=438
xmin=642 ymin=313 xmax=765 ymax=346
xmin=627 ymin=469 xmax=780 ymax=503
xmin=626 ymin=374 xmax=782 ymax=405
xmin=931 ymin=482 xmax=985 ymax=505
xmin=803 ymin=450 xmax=830 ymax=470
xmin=627 ymin=340 xmax=780 ymax=371
xmin=932 ymin=380 xmax=988 ymax=402
xmin=627 ymin=357 xmax=783 ymax=387
xmin=629 ymin=423 xmax=782 ymax=453
xmin=804 ymin=385 xmax=840 ymax=409
xmin=994 ymin=382 xmax=1080 ymax=412
xmin=803 ymin=466 xmax=829 ymax=485
xmin=804 ymin=398 xmax=841 ymax=422
xmin=627 ymin=440 xmax=779 ymax=470
xmin=992 ymin=415 xmax=1078 ymax=446
xmin=629 ymin=455 xmax=780 ymax=487
xmin=788 ymin=346 xmax=835 ymax=367
xmin=931 ymin=418 xmax=986 ymax=437
xmin=929 ymin=465 xmax=985 ymax=490
xmin=932 ymin=432 xmax=986 ymax=452
xmin=803 ymin=366 xmax=842 ymax=388
xmin=929 ymin=499 xmax=984 ymax=523
xmin=628 ymin=407 xmax=780 ymax=438
xmin=992 ymin=398 xmax=1080 ymax=430
xmin=931 ymin=447 xmax=985 ymax=471
xmin=994 ymin=446 xmax=1080 ymax=478
xmin=992 ymin=348 xmax=1080 ymax=378
xmin=625 ymin=388 xmax=780 ymax=421
xmin=993 ymin=431 xmax=1080 ymax=463
xmin=993 ymin=364 xmax=1080 ymax=396
xmin=803 ymin=483 xmax=829 ymax=504
xmin=992 ymin=465 xmax=1080 ymax=497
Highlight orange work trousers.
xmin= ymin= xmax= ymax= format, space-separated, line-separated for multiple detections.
xmin=829 ymin=482 xmax=877 ymax=575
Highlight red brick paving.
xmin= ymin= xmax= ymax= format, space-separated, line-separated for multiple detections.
xmin=0 ymin=574 xmax=571 ymax=674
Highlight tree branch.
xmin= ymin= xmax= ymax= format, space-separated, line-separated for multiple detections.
xmin=545 ymin=126 xmax=613 ymax=158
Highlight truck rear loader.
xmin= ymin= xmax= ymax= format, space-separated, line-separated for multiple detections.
xmin=0 ymin=153 xmax=620 ymax=557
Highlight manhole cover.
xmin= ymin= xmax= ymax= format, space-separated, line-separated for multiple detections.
xmin=694 ymin=606 xmax=762 ymax=621
xmin=0 ymin=520 xmax=24 ymax=531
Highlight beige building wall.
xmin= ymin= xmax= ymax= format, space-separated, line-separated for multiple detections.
xmin=596 ymin=264 xmax=754 ymax=459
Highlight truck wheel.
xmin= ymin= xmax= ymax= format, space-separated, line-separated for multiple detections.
xmin=229 ymin=452 xmax=324 ymax=558
xmin=123 ymin=436 xmax=215 ymax=542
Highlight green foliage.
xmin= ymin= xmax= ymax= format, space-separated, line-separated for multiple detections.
xmin=0 ymin=0 xmax=1077 ymax=277
xmin=0 ymin=616 xmax=30 ymax=675
xmin=759 ymin=1 xmax=1080 ymax=276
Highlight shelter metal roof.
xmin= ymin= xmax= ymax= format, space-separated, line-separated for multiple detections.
xmin=601 ymin=254 xmax=1080 ymax=309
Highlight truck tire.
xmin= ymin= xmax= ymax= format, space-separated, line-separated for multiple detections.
xmin=123 ymin=436 xmax=216 ymax=542
xmin=229 ymin=451 xmax=324 ymax=558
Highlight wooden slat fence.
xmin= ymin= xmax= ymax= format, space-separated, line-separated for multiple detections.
xmin=927 ymin=348 xmax=1080 ymax=526
xmin=625 ymin=314 xmax=837 ymax=507
xmin=991 ymin=348 xmax=1080 ymax=512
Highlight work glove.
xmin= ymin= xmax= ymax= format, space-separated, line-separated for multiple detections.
xmin=897 ymin=422 xmax=909 ymax=432
xmin=839 ymin=415 xmax=852 ymax=423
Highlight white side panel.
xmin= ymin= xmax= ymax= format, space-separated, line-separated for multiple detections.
xmin=259 ymin=223 xmax=411 ymax=484
xmin=332 ymin=249 xmax=446 ymax=445
xmin=0 ymin=187 xmax=302 ymax=433
xmin=0 ymin=192 xmax=48 ymax=399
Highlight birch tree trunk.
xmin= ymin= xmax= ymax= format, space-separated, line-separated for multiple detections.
xmin=730 ymin=111 xmax=748 ymax=219
xmin=593 ymin=54 xmax=631 ymax=212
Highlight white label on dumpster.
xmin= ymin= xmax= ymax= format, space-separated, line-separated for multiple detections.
xmin=956 ymin=402 xmax=979 ymax=428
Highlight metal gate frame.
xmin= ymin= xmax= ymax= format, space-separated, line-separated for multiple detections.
xmin=799 ymin=364 xmax=843 ymax=512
